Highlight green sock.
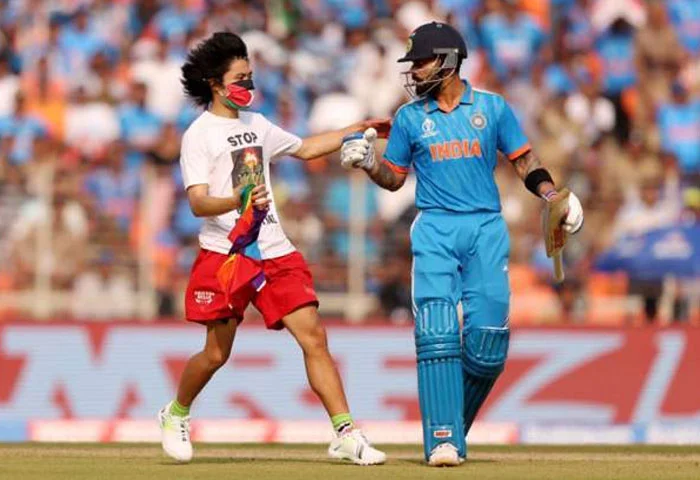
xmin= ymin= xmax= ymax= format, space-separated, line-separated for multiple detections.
xmin=331 ymin=413 xmax=354 ymax=434
xmin=170 ymin=400 xmax=190 ymax=417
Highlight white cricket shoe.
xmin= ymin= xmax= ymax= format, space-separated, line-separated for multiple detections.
xmin=428 ymin=443 xmax=462 ymax=467
xmin=328 ymin=428 xmax=386 ymax=465
xmin=158 ymin=402 xmax=193 ymax=463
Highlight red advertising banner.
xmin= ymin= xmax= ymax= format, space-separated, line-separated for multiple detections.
xmin=1 ymin=323 xmax=699 ymax=430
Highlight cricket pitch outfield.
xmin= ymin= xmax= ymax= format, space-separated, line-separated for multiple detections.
xmin=1 ymin=443 xmax=699 ymax=480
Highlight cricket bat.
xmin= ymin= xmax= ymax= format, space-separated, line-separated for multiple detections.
xmin=543 ymin=188 xmax=570 ymax=283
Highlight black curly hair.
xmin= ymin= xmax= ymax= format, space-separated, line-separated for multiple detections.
xmin=181 ymin=31 xmax=249 ymax=107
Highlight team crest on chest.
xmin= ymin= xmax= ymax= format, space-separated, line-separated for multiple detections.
xmin=470 ymin=112 xmax=487 ymax=130
xmin=421 ymin=117 xmax=438 ymax=138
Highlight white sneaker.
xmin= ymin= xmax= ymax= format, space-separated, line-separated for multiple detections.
xmin=158 ymin=402 xmax=193 ymax=463
xmin=328 ymin=428 xmax=386 ymax=465
xmin=428 ymin=443 xmax=462 ymax=467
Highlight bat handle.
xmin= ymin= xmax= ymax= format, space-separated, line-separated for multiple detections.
xmin=553 ymin=253 xmax=565 ymax=284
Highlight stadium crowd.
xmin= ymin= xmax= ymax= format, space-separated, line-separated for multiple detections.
xmin=0 ymin=0 xmax=698 ymax=324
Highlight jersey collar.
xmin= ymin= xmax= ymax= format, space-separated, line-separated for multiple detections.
xmin=423 ymin=80 xmax=474 ymax=113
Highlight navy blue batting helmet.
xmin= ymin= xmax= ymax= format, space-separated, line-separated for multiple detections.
xmin=398 ymin=22 xmax=467 ymax=63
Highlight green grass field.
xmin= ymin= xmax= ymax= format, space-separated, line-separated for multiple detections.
xmin=1 ymin=443 xmax=699 ymax=480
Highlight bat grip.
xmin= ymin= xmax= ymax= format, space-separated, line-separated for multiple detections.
xmin=553 ymin=253 xmax=565 ymax=283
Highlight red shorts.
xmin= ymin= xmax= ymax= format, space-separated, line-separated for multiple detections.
xmin=185 ymin=249 xmax=318 ymax=329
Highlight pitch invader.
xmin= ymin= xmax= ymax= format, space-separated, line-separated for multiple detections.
xmin=158 ymin=31 xmax=389 ymax=465
xmin=341 ymin=22 xmax=584 ymax=466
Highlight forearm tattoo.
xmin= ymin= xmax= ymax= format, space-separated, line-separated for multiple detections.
xmin=512 ymin=150 xmax=541 ymax=181
xmin=368 ymin=161 xmax=404 ymax=192
xmin=513 ymin=150 xmax=556 ymax=197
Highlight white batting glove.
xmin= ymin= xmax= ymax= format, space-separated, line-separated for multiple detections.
xmin=543 ymin=189 xmax=584 ymax=235
xmin=340 ymin=128 xmax=377 ymax=171
xmin=563 ymin=191 xmax=584 ymax=234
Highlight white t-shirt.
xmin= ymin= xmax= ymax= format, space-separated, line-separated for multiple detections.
xmin=180 ymin=110 xmax=302 ymax=258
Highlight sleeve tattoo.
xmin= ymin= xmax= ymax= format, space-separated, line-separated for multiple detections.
xmin=511 ymin=150 xmax=541 ymax=181
xmin=511 ymin=150 xmax=556 ymax=196
xmin=367 ymin=161 xmax=405 ymax=192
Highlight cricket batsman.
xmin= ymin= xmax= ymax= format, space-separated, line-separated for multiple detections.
xmin=340 ymin=22 xmax=584 ymax=466
xmin=158 ymin=31 xmax=388 ymax=465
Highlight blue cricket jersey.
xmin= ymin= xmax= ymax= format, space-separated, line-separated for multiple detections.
xmin=383 ymin=81 xmax=530 ymax=213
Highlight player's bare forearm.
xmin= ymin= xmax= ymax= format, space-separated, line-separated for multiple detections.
xmin=366 ymin=160 xmax=406 ymax=192
xmin=511 ymin=150 xmax=555 ymax=197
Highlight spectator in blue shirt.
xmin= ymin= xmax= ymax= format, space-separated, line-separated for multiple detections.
xmin=84 ymin=141 xmax=140 ymax=232
xmin=544 ymin=61 xmax=577 ymax=96
xmin=550 ymin=0 xmax=578 ymax=27
xmin=657 ymin=82 xmax=700 ymax=176
xmin=667 ymin=0 xmax=700 ymax=55
xmin=323 ymin=167 xmax=381 ymax=263
xmin=0 ymin=91 xmax=48 ymax=165
xmin=443 ymin=9 xmax=481 ymax=56
xmin=561 ymin=0 xmax=594 ymax=52
xmin=279 ymin=59 xmax=311 ymax=119
xmin=439 ymin=0 xmax=482 ymax=20
xmin=19 ymin=16 xmax=72 ymax=82
xmin=595 ymin=17 xmax=638 ymax=141
xmin=249 ymin=52 xmax=285 ymax=118
xmin=118 ymin=81 xmax=163 ymax=170
xmin=326 ymin=0 xmax=369 ymax=29
xmin=175 ymin=103 xmax=200 ymax=134
xmin=270 ymin=91 xmax=310 ymax=199
xmin=151 ymin=0 xmax=199 ymax=43
xmin=127 ymin=0 xmax=161 ymax=39
xmin=543 ymin=35 xmax=583 ymax=97
xmin=480 ymin=0 xmax=547 ymax=82
xmin=596 ymin=18 xmax=638 ymax=96
xmin=58 ymin=7 xmax=105 ymax=78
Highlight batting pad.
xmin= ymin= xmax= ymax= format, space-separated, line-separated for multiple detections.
xmin=415 ymin=301 xmax=465 ymax=460
xmin=462 ymin=326 xmax=509 ymax=439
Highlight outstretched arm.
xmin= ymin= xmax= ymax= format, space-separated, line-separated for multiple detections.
xmin=293 ymin=119 xmax=391 ymax=161
xmin=294 ymin=127 xmax=362 ymax=161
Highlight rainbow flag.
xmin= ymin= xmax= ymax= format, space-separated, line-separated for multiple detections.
xmin=216 ymin=184 xmax=267 ymax=306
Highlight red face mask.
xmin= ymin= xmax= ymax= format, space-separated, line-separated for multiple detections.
xmin=223 ymin=79 xmax=255 ymax=110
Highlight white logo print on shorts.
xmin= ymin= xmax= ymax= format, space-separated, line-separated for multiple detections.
xmin=194 ymin=290 xmax=215 ymax=305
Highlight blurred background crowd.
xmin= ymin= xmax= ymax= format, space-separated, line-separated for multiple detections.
xmin=0 ymin=0 xmax=698 ymax=324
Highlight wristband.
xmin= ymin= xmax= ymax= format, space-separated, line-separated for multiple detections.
xmin=524 ymin=168 xmax=554 ymax=197
xmin=342 ymin=132 xmax=364 ymax=143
